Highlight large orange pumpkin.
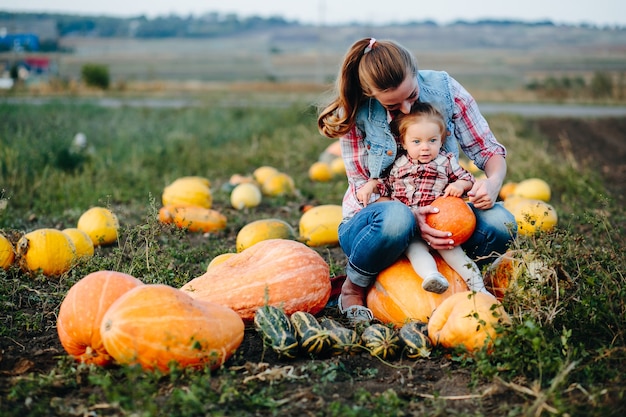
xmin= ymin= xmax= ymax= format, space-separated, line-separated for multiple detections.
xmin=100 ymin=284 xmax=244 ymax=373
xmin=427 ymin=291 xmax=510 ymax=352
xmin=366 ymin=255 xmax=469 ymax=327
xmin=56 ymin=271 xmax=143 ymax=366
xmin=181 ymin=239 xmax=331 ymax=321
xmin=426 ymin=196 xmax=476 ymax=245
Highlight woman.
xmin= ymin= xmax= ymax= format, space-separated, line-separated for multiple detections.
xmin=317 ymin=38 xmax=515 ymax=324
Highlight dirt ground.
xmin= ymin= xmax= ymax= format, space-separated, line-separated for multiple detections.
xmin=1 ymin=117 xmax=625 ymax=415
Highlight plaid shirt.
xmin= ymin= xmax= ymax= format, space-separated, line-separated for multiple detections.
xmin=385 ymin=152 xmax=474 ymax=207
xmin=340 ymin=74 xmax=506 ymax=220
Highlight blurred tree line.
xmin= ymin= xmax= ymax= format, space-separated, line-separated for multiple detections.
xmin=526 ymin=72 xmax=625 ymax=101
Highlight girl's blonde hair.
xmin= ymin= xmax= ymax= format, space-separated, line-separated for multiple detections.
xmin=391 ymin=102 xmax=447 ymax=146
xmin=317 ymin=38 xmax=418 ymax=138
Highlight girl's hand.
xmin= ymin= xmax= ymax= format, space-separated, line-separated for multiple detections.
xmin=356 ymin=179 xmax=380 ymax=207
xmin=443 ymin=183 xmax=464 ymax=198
xmin=413 ymin=206 xmax=456 ymax=250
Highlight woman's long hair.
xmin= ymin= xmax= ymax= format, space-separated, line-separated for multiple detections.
xmin=317 ymin=38 xmax=418 ymax=138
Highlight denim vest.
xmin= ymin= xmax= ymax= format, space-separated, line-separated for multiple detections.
xmin=355 ymin=70 xmax=459 ymax=179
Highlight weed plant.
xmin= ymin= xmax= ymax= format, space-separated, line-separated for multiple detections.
xmin=0 ymin=101 xmax=624 ymax=416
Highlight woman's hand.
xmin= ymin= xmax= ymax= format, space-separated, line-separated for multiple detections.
xmin=467 ymin=177 xmax=499 ymax=209
xmin=467 ymin=155 xmax=507 ymax=210
xmin=413 ymin=206 xmax=456 ymax=250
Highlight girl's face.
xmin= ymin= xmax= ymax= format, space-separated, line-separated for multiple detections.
xmin=402 ymin=120 xmax=443 ymax=164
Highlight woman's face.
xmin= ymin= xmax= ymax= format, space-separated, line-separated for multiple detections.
xmin=372 ymin=75 xmax=418 ymax=115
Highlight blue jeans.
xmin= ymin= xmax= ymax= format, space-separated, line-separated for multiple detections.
xmin=338 ymin=201 xmax=416 ymax=288
xmin=462 ymin=202 xmax=517 ymax=267
xmin=339 ymin=201 xmax=516 ymax=287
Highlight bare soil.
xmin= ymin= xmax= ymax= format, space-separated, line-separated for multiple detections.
xmin=1 ymin=117 xmax=624 ymax=415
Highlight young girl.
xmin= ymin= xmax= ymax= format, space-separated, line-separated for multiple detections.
xmin=317 ymin=38 xmax=514 ymax=324
xmin=387 ymin=102 xmax=490 ymax=295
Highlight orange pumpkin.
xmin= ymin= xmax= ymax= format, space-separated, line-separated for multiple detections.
xmin=366 ymin=255 xmax=469 ymax=327
xmin=483 ymin=249 xmax=551 ymax=302
xmin=181 ymin=239 xmax=331 ymax=321
xmin=17 ymin=228 xmax=76 ymax=276
xmin=100 ymin=284 xmax=244 ymax=372
xmin=57 ymin=271 xmax=143 ymax=366
xmin=426 ymin=196 xmax=476 ymax=245
xmin=427 ymin=291 xmax=510 ymax=352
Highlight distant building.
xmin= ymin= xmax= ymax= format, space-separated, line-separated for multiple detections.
xmin=0 ymin=33 xmax=40 ymax=51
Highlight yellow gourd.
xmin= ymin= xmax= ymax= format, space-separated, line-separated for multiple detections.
xmin=62 ymin=228 xmax=95 ymax=261
xmin=504 ymin=198 xmax=558 ymax=235
xmin=77 ymin=207 xmax=120 ymax=246
xmin=230 ymin=182 xmax=262 ymax=210
xmin=17 ymin=228 xmax=76 ymax=276
xmin=330 ymin=158 xmax=346 ymax=176
xmin=512 ymin=178 xmax=551 ymax=202
xmin=298 ymin=204 xmax=342 ymax=247
xmin=261 ymin=172 xmax=295 ymax=197
xmin=0 ymin=233 xmax=15 ymax=269
xmin=207 ymin=253 xmax=237 ymax=270
xmin=253 ymin=166 xmax=279 ymax=185
xmin=162 ymin=176 xmax=213 ymax=208
xmin=308 ymin=161 xmax=334 ymax=182
xmin=236 ymin=218 xmax=296 ymax=252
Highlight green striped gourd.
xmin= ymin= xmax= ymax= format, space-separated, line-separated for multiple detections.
xmin=360 ymin=323 xmax=401 ymax=360
xmin=398 ymin=321 xmax=432 ymax=359
xmin=290 ymin=311 xmax=332 ymax=355
xmin=254 ymin=305 xmax=299 ymax=359
xmin=319 ymin=317 xmax=360 ymax=356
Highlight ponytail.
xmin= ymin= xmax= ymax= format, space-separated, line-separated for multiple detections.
xmin=317 ymin=38 xmax=418 ymax=139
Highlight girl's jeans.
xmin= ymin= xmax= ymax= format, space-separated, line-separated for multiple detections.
xmin=338 ymin=200 xmax=516 ymax=288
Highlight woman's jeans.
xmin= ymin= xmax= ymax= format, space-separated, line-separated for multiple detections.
xmin=338 ymin=200 xmax=516 ymax=288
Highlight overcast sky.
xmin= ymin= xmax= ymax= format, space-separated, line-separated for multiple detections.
xmin=2 ymin=0 xmax=625 ymax=27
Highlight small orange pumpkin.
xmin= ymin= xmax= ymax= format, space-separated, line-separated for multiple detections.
xmin=366 ymin=255 xmax=469 ymax=327
xmin=181 ymin=239 xmax=331 ymax=321
xmin=427 ymin=291 xmax=510 ymax=352
xmin=56 ymin=271 xmax=143 ymax=366
xmin=426 ymin=196 xmax=476 ymax=245
xmin=17 ymin=228 xmax=76 ymax=276
xmin=0 ymin=233 xmax=15 ymax=269
xmin=100 ymin=284 xmax=244 ymax=372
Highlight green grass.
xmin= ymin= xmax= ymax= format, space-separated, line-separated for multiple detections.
xmin=0 ymin=99 xmax=625 ymax=416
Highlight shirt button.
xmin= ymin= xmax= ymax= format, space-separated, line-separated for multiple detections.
xmin=386 ymin=150 xmax=393 ymax=156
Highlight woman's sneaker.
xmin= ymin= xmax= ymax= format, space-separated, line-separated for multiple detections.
xmin=338 ymin=295 xmax=373 ymax=325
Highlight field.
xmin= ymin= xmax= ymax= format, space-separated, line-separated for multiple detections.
xmin=1 ymin=24 xmax=626 ymax=417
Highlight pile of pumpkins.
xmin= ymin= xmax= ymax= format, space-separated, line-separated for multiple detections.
xmin=1 ymin=206 xmax=119 ymax=276
xmin=159 ymin=169 xmax=345 ymax=250
xmin=55 ymin=236 xmax=510 ymax=372
xmin=499 ymin=177 xmax=558 ymax=236
xmin=56 ymin=239 xmax=331 ymax=372
xmin=308 ymin=139 xmax=346 ymax=182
